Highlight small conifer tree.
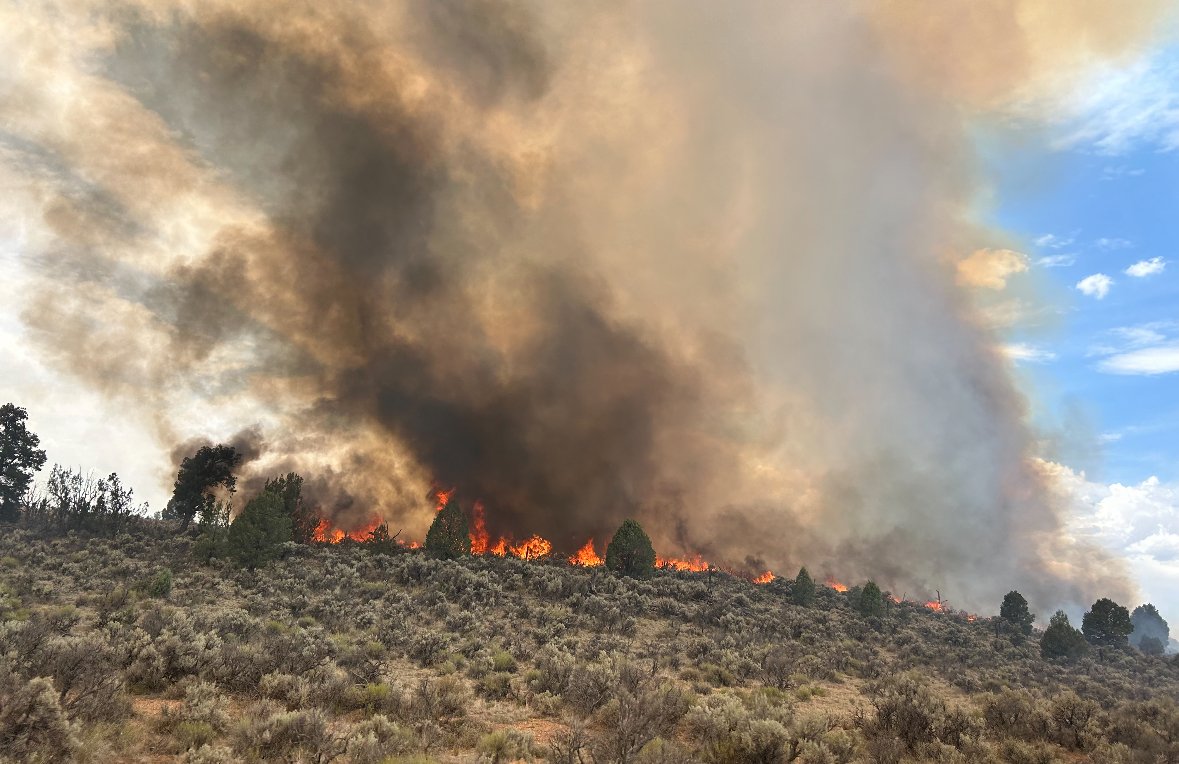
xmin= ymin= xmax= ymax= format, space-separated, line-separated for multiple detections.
xmin=425 ymin=499 xmax=471 ymax=560
xmin=792 ymin=566 xmax=816 ymax=607
xmin=856 ymin=580 xmax=885 ymax=617
xmin=1000 ymin=590 xmax=1035 ymax=636
xmin=227 ymin=490 xmax=292 ymax=570
xmin=604 ymin=519 xmax=656 ymax=578
xmin=1041 ymin=610 xmax=1088 ymax=661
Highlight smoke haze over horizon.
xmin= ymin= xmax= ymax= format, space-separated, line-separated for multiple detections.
xmin=2 ymin=0 xmax=1174 ymax=613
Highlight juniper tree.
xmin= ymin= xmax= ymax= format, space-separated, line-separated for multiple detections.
xmin=605 ymin=519 xmax=656 ymax=578
xmin=0 ymin=404 xmax=47 ymax=523
xmin=1041 ymin=610 xmax=1088 ymax=661
xmin=1000 ymin=590 xmax=1035 ymax=636
xmin=1130 ymin=604 xmax=1169 ymax=654
xmin=856 ymin=581 xmax=885 ymax=618
xmin=166 ymin=444 xmax=243 ymax=530
xmin=226 ymin=490 xmax=292 ymax=570
xmin=792 ymin=566 xmax=816 ymax=607
xmin=1082 ymin=598 xmax=1133 ymax=649
xmin=425 ymin=499 xmax=471 ymax=560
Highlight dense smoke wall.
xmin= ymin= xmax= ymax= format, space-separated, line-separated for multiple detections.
xmin=2 ymin=0 xmax=1167 ymax=611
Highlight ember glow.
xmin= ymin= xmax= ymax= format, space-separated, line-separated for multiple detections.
xmin=569 ymin=539 xmax=604 ymax=567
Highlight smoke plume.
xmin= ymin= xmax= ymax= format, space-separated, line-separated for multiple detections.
xmin=2 ymin=0 xmax=1169 ymax=611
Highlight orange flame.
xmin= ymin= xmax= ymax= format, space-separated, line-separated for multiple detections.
xmin=312 ymin=515 xmax=384 ymax=543
xmin=826 ymin=578 xmax=849 ymax=592
xmin=509 ymin=535 xmax=553 ymax=560
xmin=753 ymin=570 xmax=775 ymax=584
xmin=469 ymin=501 xmax=489 ymax=554
xmin=967 ymin=614 xmax=977 ymax=623
xmin=569 ymin=539 xmax=604 ymax=567
xmin=657 ymin=554 xmax=710 ymax=572
xmin=924 ymin=600 xmax=945 ymax=613
xmin=434 ymin=487 xmax=455 ymax=512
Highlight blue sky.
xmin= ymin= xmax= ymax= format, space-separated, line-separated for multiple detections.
xmin=969 ymin=44 xmax=1179 ymax=620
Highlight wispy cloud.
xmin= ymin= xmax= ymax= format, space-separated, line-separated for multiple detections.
xmin=1125 ymin=257 xmax=1166 ymax=277
xmin=1076 ymin=273 xmax=1113 ymax=299
xmin=1101 ymin=165 xmax=1145 ymax=180
xmin=1035 ymin=233 xmax=1075 ymax=249
xmin=1099 ymin=343 xmax=1179 ymax=375
xmin=1002 ymin=342 xmax=1056 ymax=364
xmin=1036 ymin=254 xmax=1076 ymax=268
xmin=1050 ymin=52 xmax=1179 ymax=155
xmin=1096 ymin=237 xmax=1134 ymax=250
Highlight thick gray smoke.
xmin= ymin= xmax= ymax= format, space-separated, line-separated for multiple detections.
xmin=2 ymin=0 xmax=1165 ymax=611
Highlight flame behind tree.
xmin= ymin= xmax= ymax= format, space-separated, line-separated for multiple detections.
xmin=425 ymin=496 xmax=472 ymax=560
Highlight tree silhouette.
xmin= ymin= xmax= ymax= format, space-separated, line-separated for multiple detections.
xmin=166 ymin=445 xmax=243 ymax=529
xmin=425 ymin=498 xmax=471 ymax=560
xmin=0 ymin=404 xmax=47 ymax=523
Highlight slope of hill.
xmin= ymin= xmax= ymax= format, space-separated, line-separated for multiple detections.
xmin=2 ymin=526 xmax=1177 ymax=763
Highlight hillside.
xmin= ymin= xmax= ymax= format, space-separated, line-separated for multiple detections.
xmin=2 ymin=525 xmax=1178 ymax=763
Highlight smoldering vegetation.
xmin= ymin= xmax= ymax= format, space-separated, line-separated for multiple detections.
xmin=3 ymin=0 xmax=1173 ymax=613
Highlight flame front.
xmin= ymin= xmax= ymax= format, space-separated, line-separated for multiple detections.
xmin=569 ymin=539 xmax=604 ymax=567
xmin=657 ymin=554 xmax=710 ymax=572
xmin=469 ymin=501 xmax=490 ymax=555
xmin=753 ymin=570 xmax=775 ymax=584
xmin=826 ymin=578 xmax=849 ymax=592
xmin=312 ymin=515 xmax=384 ymax=543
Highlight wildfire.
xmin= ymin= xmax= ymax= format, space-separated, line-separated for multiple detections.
xmin=311 ymin=515 xmax=384 ymax=544
xmin=657 ymin=554 xmax=711 ymax=572
xmin=826 ymin=578 xmax=849 ymax=592
xmin=469 ymin=501 xmax=490 ymax=554
xmin=753 ymin=570 xmax=775 ymax=584
xmin=434 ymin=487 xmax=455 ymax=511
xmin=569 ymin=539 xmax=604 ymax=567
xmin=924 ymin=600 xmax=945 ymax=613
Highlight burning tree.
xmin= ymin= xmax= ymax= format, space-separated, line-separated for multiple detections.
xmin=604 ymin=519 xmax=656 ymax=578
xmin=425 ymin=497 xmax=471 ymax=560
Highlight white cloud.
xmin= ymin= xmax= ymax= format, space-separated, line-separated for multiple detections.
xmin=1036 ymin=254 xmax=1076 ymax=268
xmin=1101 ymin=165 xmax=1145 ymax=180
xmin=1001 ymin=342 xmax=1056 ymax=364
xmin=1076 ymin=273 xmax=1113 ymax=299
xmin=1098 ymin=343 xmax=1179 ymax=375
xmin=1125 ymin=257 xmax=1166 ymax=277
xmin=1043 ymin=460 xmax=1179 ymax=617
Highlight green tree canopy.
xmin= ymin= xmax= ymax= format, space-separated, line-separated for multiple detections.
xmin=0 ymin=404 xmax=47 ymax=523
xmin=424 ymin=499 xmax=471 ymax=560
xmin=226 ymin=489 xmax=292 ymax=570
xmin=856 ymin=580 xmax=885 ymax=618
xmin=1000 ymin=590 xmax=1035 ymax=636
xmin=1041 ymin=610 xmax=1088 ymax=661
xmin=1130 ymin=603 xmax=1169 ymax=652
xmin=792 ymin=566 xmax=816 ymax=607
xmin=262 ymin=472 xmax=319 ymax=544
xmin=604 ymin=519 xmax=656 ymax=578
xmin=166 ymin=444 xmax=243 ymax=530
xmin=1082 ymin=598 xmax=1133 ymax=648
